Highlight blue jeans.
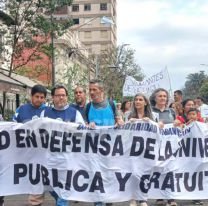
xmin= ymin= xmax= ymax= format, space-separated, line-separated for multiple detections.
xmin=50 ymin=191 xmax=68 ymax=206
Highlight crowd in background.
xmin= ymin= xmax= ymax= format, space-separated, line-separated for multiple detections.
xmin=1 ymin=80 xmax=208 ymax=206
xmin=117 ymin=89 xmax=208 ymax=128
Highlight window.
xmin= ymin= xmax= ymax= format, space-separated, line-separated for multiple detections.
xmin=84 ymin=31 xmax=91 ymax=39
xmin=100 ymin=3 xmax=107 ymax=11
xmin=84 ymin=4 xmax=91 ymax=11
xmin=72 ymin=4 xmax=79 ymax=12
xmin=73 ymin=18 xmax=79 ymax=25
xmin=100 ymin=30 xmax=108 ymax=38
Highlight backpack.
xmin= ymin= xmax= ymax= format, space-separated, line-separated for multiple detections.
xmin=85 ymin=100 xmax=116 ymax=123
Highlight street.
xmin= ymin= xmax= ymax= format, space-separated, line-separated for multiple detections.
xmin=4 ymin=194 xmax=208 ymax=206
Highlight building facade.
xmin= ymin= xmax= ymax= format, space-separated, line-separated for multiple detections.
xmin=54 ymin=30 xmax=94 ymax=85
xmin=54 ymin=0 xmax=117 ymax=55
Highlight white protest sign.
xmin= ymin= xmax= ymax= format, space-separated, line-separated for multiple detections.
xmin=123 ymin=68 xmax=171 ymax=97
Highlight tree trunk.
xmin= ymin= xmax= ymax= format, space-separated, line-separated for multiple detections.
xmin=1 ymin=92 xmax=6 ymax=117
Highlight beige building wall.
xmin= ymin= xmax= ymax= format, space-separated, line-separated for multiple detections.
xmin=54 ymin=0 xmax=117 ymax=55
xmin=54 ymin=30 xmax=94 ymax=85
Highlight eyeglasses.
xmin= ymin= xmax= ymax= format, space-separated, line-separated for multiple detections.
xmin=54 ymin=94 xmax=67 ymax=98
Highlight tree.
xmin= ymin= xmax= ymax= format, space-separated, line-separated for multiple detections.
xmin=182 ymin=71 xmax=208 ymax=99
xmin=98 ymin=45 xmax=144 ymax=101
xmin=56 ymin=64 xmax=89 ymax=103
xmin=199 ymin=82 xmax=208 ymax=102
xmin=0 ymin=0 xmax=73 ymax=76
xmin=16 ymin=43 xmax=53 ymax=87
xmin=0 ymin=0 xmax=73 ymax=118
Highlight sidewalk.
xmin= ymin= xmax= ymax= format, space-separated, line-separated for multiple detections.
xmin=4 ymin=195 xmax=208 ymax=206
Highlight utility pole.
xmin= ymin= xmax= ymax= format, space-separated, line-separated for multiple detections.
xmin=50 ymin=10 xmax=55 ymax=87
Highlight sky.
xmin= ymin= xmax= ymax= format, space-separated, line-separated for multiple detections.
xmin=117 ymin=0 xmax=208 ymax=91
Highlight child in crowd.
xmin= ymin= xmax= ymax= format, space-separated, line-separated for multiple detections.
xmin=186 ymin=108 xmax=204 ymax=205
xmin=175 ymin=108 xmax=204 ymax=128
xmin=186 ymin=108 xmax=200 ymax=125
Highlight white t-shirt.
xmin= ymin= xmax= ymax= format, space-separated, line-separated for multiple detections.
xmin=198 ymin=103 xmax=208 ymax=119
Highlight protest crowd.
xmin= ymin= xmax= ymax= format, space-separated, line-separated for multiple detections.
xmin=1 ymin=79 xmax=208 ymax=206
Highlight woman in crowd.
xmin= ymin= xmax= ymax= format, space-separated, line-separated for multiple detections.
xmin=127 ymin=93 xmax=154 ymax=206
xmin=121 ymin=100 xmax=132 ymax=122
xmin=175 ymin=99 xmax=204 ymax=205
xmin=127 ymin=93 xmax=153 ymax=122
xmin=150 ymin=88 xmax=176 ymax=126
xmin=116 ymin=102 xmax=124 ymax=120
xmin=169 ymin=102 xmax=176 ymax=111
xmin=169 ymin=102 xmax=183 ymax=117
xmin=150 ymin=88 xmax=177 ymax=206
xmin=175 ymin=99 xmax=203 ymax=125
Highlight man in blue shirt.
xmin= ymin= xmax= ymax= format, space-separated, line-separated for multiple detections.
xmin=43 ymin=84 xmax=85 ymax=206
xmin=13 ymin=84 xmax=47 ymax=123
xmin=85 ymin=79 xmax=120 ymax=206
xmin=43 ymin=84 xmax=84 ymax=124
xmin=86 ymin=79 xmax=117 ymax=128
xmin=12 ymin=84 xmax=47 ymax=206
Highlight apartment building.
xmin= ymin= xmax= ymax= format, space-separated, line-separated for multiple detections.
xmin=54 ymin=0 xmax=117 ymax=55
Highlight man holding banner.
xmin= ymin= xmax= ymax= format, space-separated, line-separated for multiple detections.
xmin=12 ymin=84 xmax=47 ymax=206
xmin=13 ymin=85 xmax=47 ymax=123
xmin=150 ymin=88 xmax=177 ymax=206
xmin=85 ymin=79 xmax=119 ymax=206
xmin=43 ymin=84 xmax=85 ymax=206
xmin=85 ymin=79 xmax=118 ymax=128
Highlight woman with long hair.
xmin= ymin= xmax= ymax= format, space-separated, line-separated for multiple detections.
xmin=121 ymin=100 xmax=132 ymax=122
xmin=127 ymin=93 xmax=153 ymax=206
xmin=128 ymin=93 xmax=153 ymax=122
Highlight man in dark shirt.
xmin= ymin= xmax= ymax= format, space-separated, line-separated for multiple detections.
xmin=70 ymin=86 xmax=86 ymax=118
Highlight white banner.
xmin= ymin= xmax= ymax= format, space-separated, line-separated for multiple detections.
xmin=123 ymin=68 xmax=171 ymax=97
xmin=0 ymin=119 xmax=208 ymax=201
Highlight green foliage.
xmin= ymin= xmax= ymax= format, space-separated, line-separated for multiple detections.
xmin=40 ymin=44 xmax=53 ymax=58
xmin=98 ymin=45 xmax=144 ymax=101
xmin=199 ymin=81 xmax=208 ymax=102
xmin=0 ymin=0 xmax=73 ymax=74
xmin=62 ymin=64 xmax=89 ymax=103
xmin=182 ymin=71 xmax=208 ymax=99
xmin=0 ymin=10 xmax=15 ymax=26
xmin=3 ymin=109 xmax=14 ymax=121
